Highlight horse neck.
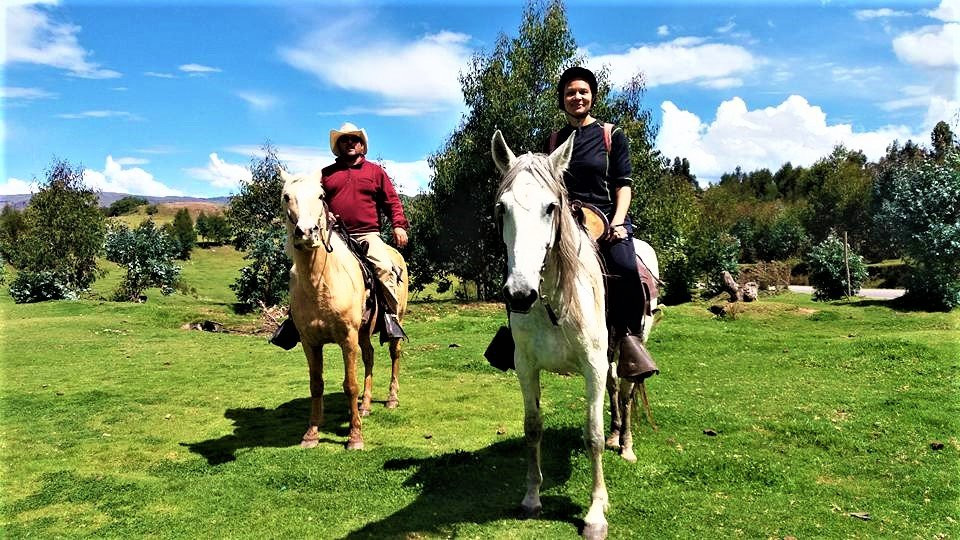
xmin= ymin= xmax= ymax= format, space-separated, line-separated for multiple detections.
xmin=291 ymin=234 xmax=353 ymax=292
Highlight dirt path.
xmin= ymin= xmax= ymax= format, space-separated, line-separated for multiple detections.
xmin=788 ymin=285 xmax=906 ymax=300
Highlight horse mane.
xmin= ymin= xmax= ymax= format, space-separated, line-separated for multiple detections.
xmin=495 ymin=153 xmax=603 ymax=328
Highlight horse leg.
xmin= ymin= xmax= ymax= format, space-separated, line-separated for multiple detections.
xmin=618 ymin=380 xmax=637 ymax=463
xmin=605 ymin=353 xmax=621 ymax=450
xmin=301 ymin=344 xmax=324 ymax=449
xmin=339 ymin=332 xmax=364 ymax=450
xmin=517 ymin=367 xmax=543 ymax=518
xmin=359 ymin=336 xmax=374 ymax=417
xmin=582 ymin=362 xmax=609 ymax=540
xmin=385 ymin=338 xmax=402 ymax=409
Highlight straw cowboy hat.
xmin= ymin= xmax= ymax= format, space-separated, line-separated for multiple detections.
xmin=329 ymin=122 xmax=369 ymax=156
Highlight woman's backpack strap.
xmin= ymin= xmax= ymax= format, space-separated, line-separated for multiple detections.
xmin=548 ymin=131 xmax=559 ymax=153
xmin=548 ymin=123 xmax=611 ymax=153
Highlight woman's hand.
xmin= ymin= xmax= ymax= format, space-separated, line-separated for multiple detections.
xmin=607 ymin=223 xmax=628 ymax=241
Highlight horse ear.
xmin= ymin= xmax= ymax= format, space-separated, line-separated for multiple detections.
xmin=548 ymin=132 xmax=575 ymax=175
xmin=279 ymin=168 xmax=293 ymax=184
xmin=491 ymin=130 xmax=517 ymax=175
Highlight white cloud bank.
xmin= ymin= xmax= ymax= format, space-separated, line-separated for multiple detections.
xmin=657 ymin=95 xmax=921 ymax=185
xmin=3 ymin=3 xmax=120 ymax=78
xmin=280 ymin=20 xmax=471 ymax=112
xmin=83 ymin=156 xmax=183 ymax=196
xmin=0 ymin=177 xmax=38 ymax=196
xmin=378 ymin=159 xmax=431 ymax=195
xmin=585 ymin=37 xmax=757 ymax=89
xmin=184 ymin=153 xmax=252 ymax=190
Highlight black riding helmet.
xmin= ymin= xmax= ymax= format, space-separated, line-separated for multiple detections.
xmin=557 ymin=66 xmax=598 ymax=111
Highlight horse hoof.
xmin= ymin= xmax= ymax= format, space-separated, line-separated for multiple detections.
xmin=620 ymin=448 xmax=637 ymax=463
xmin=605 ymin=433 xmax=620 ymax=450
xmin=582 ymin=522 xmax=608 ymax=540
xmin=385 ymin=399 xmax=399 ymax=410
xmin=300 ymin=438 xmax=319 ymax=449
xmin=346 ymin=439 xmax=364 ymax=451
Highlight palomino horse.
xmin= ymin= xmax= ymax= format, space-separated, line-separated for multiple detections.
xmin=605 ymin=240 xmax=660 ymax=463
xmin=280 ymin=169 xmax=408 ymax=450
xmin=492 ymin=131 xmax=611 ymax=539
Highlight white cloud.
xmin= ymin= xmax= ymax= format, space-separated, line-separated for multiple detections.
xmin=1 ymin=86 xmax=56 ymax=100
xmin=927 ymin=0 xmax=960 ymax=22
xmin=0 ymin=177 xmax=38 ymax=195
xmin=184 ymin=153 xmax=252 ymax=190
xmin=145 ymin=71 xmax=176 ymax=78
xmin=57 ymin=110 xmax=140 ymax=120
xmin=854 ymin=8 xmax=911 ymax=20
xmin=656 ymin=96 xmax=920 ymax=185
xmin=83 ymin=156 xmax=184 ymax=196
xmin=698 ymin=77 xmax=742 ymax=89
xmin=716 ymin=20 xmax=736 ymax=33
xmin=280 ymin=22 xmax=471 ymax=111
xmin=377 ymin=160 xmax=431 ymax=195
xmin=3 ymin=4 xmax=120 ymax=78
xmin=114 ymin=157 xmax=149 ymax=166
xmin=179 ymin=63 xmax=222 ymax=74
xmin=893 ymin=23 xmax=960 ymax=68
xmin=585 ymin=37 xmax=757 ymax=89
xmin=235 ymin=91 xmax=278 ymax=110
xmin=657 ymin=25 xmax=670 ymax=37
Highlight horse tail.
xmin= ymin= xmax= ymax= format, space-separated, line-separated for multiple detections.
xmin=631 ymin=382 xmax=658 ymax=431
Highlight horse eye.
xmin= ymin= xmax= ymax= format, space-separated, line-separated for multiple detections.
xmin=283 ymin=194 xmax=290 ymax=202
xmin=546 ymin=202 xmax=557 ymax=215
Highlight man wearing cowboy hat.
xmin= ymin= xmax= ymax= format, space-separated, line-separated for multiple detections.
xmin=321 ymin=122 xmax=409 ymax=338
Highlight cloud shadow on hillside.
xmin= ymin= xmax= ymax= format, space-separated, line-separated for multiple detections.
xmin=182 ymin=394 xmax=353 ymax=465
xmin=343 ymin=427 xmax=585 ymax=539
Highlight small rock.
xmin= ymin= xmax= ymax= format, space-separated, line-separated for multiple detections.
xmin=41 ymin=384 xmax=48 ymax=388
xmin=496 ymin=427 xmax=506 ymax=435
xmin=423 ymin=433 xmax=433 ymax=439
xmin=703 ymin=429 xmax=718 ymax=436
xmin=849 ymin=512 xmax=871 ymax=521
xmin=164 ymin=414 xmax=172 ymax=420
xmin=930 ymin=441 xmax=945 ymax=450
xmin=448 ymin=343 xmax=460 ymax=348
xmin=56 ymin=391 xmax=64 ymax=396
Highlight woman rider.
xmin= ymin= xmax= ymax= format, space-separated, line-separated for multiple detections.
xmin=548 ymin=66 xmax=657 ymax=380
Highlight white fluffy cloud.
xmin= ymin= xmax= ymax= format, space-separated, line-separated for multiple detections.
xmin=927 ymin=0 xmax=960 ymax=22
xmin=854 ymin=8 xmax=911 ymax=20
xmin=0 ymin=177 xmax=38 ymax=195
xmin=83 ymin=156 xmax=183 ymax=196
xmin=3 ymin=3 xmax=120 ymax=78
xmin=585 ymin=37 xmax=757 ymax=88
xmin=184 ymin=153 xmax=252 ymax=190
xmin=656 ymin=96 xmax=920 ymax=185
xmin=280 ymin=22 xmax=471 ymax=110
xmin=378 ymin=160 xmax=431 ymax=195
xmin=179 ymin=63 xmax=221 ymax=74
xmin=893 ymin=23 xmax=960 ymax=68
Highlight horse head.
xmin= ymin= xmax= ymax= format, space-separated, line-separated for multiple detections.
xmin=491 ymin=130 xmax=574 ymax=313
xmin=280 ymin=169 xmax=334 ymax=252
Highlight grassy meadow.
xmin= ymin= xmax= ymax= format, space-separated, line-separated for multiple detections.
xmin=1 ymin=247 xmax=958 ymax=538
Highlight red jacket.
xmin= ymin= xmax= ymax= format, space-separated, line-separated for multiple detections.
xmin=321 ymin=157 xmax=409 ymax=234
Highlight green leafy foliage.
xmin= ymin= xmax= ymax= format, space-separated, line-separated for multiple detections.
xmin=8 ymin=269 xmax=76 ymax=303
xmin=170 ymin=208 xmax=197 ymax=259
xmin=806 ymin=231 xmax=869 ymax=301
xmin=146 ymin=204 xmax=159 ymax=215
xmin=0 ymin=204 xmax=28 ymax=262
xmin=229 ymin=226 xmax=289 ymax=311
xmin=196 ymin=212 xmax=231 ymax=245
xmin=875 ymin=151 xmax=960 ymax=309
xmin=106 ymin=195 xmax=148 ymax=217
xmin=104 ymin=221 xmax=182 ymax=301
xmin=9 ymin=159 xmax=105 ymax=295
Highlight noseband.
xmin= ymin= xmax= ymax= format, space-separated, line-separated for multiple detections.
xmin=288 ymin=197 xmax=336 ymax=253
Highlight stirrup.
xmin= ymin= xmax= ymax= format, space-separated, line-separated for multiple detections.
xmin=269 ymin=318 xmax=300 ymax=350
xmin=617 ymin=334 xmax=658 ymax=381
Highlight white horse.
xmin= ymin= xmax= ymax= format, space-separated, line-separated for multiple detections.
xmin=492 ymin=130 xmax=611 ymax=540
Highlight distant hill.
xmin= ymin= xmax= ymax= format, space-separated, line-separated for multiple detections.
xmin=0 ymin=191 xmax=231 ymax=210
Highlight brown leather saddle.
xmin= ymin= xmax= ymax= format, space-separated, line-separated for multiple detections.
xmin=570 ymin=200 xmax=610 ymax=241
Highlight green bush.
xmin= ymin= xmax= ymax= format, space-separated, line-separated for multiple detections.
xmin=104 ymin=221 xmax=182 ymax=302
xmin=230 ymin=226 xmax=290 ymax=311
xmin=9 ymin=270 xmax=75 ymax=303
xmin=170 ymin=208 xmax=197 ymax=260
xmin=106 ymin=196 xmax=148 ymax=217
xmin=806 ymin=231 xmax=868 ymax=301
xmin=690 ymin=229 xmax=741 ymax=298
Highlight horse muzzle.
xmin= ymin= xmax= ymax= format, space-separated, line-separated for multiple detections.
xmin=503 ymin=286 xmax=538 ymax=314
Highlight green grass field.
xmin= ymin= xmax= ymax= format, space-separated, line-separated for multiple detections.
xmin=1 ymin=247 xmax=957 ymax=538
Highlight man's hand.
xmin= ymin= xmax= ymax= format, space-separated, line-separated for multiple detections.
xmin=393 ymin=227 xmax=408 ymax=248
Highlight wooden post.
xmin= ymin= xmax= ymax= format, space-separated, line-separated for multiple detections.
xmin=843 ymin=231 xmax=852 ymax=298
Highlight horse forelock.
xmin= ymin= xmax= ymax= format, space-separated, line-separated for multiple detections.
xmin=496 ymin=153 xmax=603 ymax=328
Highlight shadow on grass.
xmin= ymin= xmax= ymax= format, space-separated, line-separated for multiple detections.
xmin=182 ymin=394 xmax=354 ymax=465
xmin=840 ymin=296 xmax=942 ymax=312
xmin=343 ymin=427 xmax=585 ymax=539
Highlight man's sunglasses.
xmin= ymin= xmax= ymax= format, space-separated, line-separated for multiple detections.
xmin=339 ymin=135 xmax=363 ymax=145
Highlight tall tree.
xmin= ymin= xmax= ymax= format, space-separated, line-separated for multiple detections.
xmin=171 ymin=208 xmax=197 ymax=259
xmin=931 ymin=120 xmax=958 ymax=162
xmin=227 ymin=142 xmax=285 ymax=251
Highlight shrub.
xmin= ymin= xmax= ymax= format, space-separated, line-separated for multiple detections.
xmin=806 ymin=231 xmax=869 ymax=301
xmin=106 ymin=196 xmax=148 ymax=217
xmin=874 ymin=152 xmax=960 ymax=310
xmin=740 ymin=260 xmax=792 ymax=292
xmin=0 ymin=255 xmax=6 ymax=286
xmin=146 ymin=204 xmax=159 ymax=215
xmin=9 ymin=270 xmax=75 ymax=303
xmin=690 ymin=230 xmax=741 ymax=298
xmin=230 ymin=226 xmax=290 ymax=311
xmin=104 ymin=221 xmax=182 ymax=302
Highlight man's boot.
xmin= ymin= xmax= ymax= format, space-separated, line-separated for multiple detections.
xmin=270 ymin=318 xmax=300 ymax=350
xmin=617 ymin=334 xmax=658 ymax=381
xmin=382 ymin=313 xmax=408 ymax=341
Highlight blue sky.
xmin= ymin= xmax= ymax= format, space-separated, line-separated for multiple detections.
xmin=2 ymin=0 xmax=958 ymax=197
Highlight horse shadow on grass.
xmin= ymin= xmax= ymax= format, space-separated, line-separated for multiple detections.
xmin=343 ymin=427 xmax=585 ymax=539
xmin=182 ymin=394 xmax=353 ymax=465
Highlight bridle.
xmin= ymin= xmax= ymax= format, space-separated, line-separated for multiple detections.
xmin=286 ymin=193 xmax=336 ymax=254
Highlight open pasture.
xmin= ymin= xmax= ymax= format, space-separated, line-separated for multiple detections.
xmin=1 ymin=248 xmax=957 ymax=538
